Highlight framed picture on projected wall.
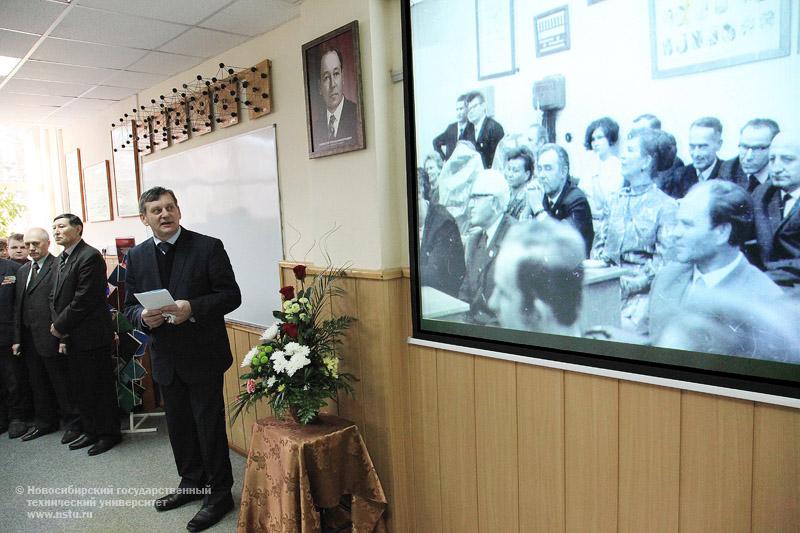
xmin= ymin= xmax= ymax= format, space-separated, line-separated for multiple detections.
xmin=302 ymin=21 xmax=366 ymax=159
xmin=65 ymin=149 xmax=85 ymax=220
xmin=82 ymin=160 xmax=113 ymax=223
xmin=401 ymin=0 xmax=800 ymax=403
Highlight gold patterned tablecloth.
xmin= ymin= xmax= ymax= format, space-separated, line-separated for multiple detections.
xmin=237 ymin=415 xmax=387 ymax=533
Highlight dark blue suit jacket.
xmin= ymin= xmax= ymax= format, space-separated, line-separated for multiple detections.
xmin=0 ymin=258 xmax=21 ymax=346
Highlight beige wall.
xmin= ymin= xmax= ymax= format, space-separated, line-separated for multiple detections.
xmin=60 ymin=0 xmax=409 ymax=270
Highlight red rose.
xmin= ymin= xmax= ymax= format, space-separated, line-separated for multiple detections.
xmin=293 ymin=264 xmax=307 ymax=281
xmin=281 ymin=323 xmax=298 ymax=339
xmin=279 ymin=285 xmax=295 ymax=300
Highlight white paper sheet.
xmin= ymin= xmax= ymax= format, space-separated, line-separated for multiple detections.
xmin=134 ymin=288 xmax=176 ymax=309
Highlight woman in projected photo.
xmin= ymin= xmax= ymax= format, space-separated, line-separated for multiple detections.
xmin=579 ymin=117 xmax=623 ymax=231
xmin=421 ymin=152 xmax=444 ymax=203
xmin=591 ymin=128 xmax=678 ymax=334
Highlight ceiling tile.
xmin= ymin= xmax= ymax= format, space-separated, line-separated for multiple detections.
xmin=82 ymin=85 xmax=138 ymax=100
xmin=3 ymin=78 xmax=94 ymax=97
xmin=0 ymin=92 xmax=74 ymax=107
xmin=75 ymin=0 xmax=234 ymax=26
xmin=0 ymin=29 xmax=39 ymax=58
xmin=15 ymin=60 xmax=117 ymax=85
xmin=201 ymin=0 xmax=299 ymax=37
xmin=51 ymin=6 xmax=189 ymax=50
xmin=126 ymin=51 xmax=204 ymax=76
xmin=0 ymin=0 xmax=67 ymax=35
xmin=62 ymin=98 xmax=118 ymax=112
xmin=0 ymin=103 xmax=61 ymax=123
xmin=32 ymin=38 xmax=148 ymax=69
xmin=158 ymin=27 xmax=248 ymax=58
xmin=101 ymin=70 xmax=167 ymax=89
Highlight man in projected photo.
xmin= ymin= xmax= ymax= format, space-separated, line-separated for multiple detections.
xmin=466 ymin=91 xmax=504 ymax=169
xmin=649 ymin=180 xmax=782 ymax=341
xmin=432 ymin=94 xmax=475 ymax=161
xmin=675 ymin=117 xmax=724 ymax=198
xmin=317 ymin=47 xmax=357 ymax=144
xmin=720 ymin=119 xmax=781 ymax=193
xmin=488 ymin=218 xmax=584 ymax=336
xmin=458 ymin=169 xmax=514 ymax=325
xmin=753 ymin=130 xmax=800 ymax=289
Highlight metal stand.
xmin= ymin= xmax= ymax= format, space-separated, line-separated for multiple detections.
xmin=122 ymin=409 xmax=165 ymax=434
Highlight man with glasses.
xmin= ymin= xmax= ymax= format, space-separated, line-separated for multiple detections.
xmin=721 ymin=119 xmax=780 ymax=193
xmin=466 ymin=91 xmax=505 ymax=169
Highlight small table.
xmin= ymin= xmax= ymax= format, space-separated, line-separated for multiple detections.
xmin=237 ymin=415 xmax=387 ymax=533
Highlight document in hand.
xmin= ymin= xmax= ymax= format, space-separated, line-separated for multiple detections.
xmin=134 ymin=288 xmax=176 ymax=310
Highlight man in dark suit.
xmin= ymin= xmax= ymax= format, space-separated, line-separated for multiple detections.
xmin=50 ymin=214 xmax=120 ymax=456
xmin=719 ymin=119 xmax=780 ymax=194
xmin=13 ymin=228 xmax=80 ymax=443
xmin=419 ymin=195 xmax=465 ymax=297
xmin=432 ymin=94 xmax=475 ymax=161
xmin=466 ymin=91 xmax=504 ymax=169
xmin=0 ymin=256 xmax=27 ymax=437
xmin=123 ymin=187 xmax=241 ymax=532
xmin=752 ymin=131 xmax=800 ymax=288
xmin=313 ymin=48 xmax=360 ymax=150
xmin=459 ymin=169 xmax=515 ymax=324
xmin=527 ymin=144 xmax=594 ymax=255
xmin=674 ymin=117 xmax=724 ymax=198
xmin=650 ymin=180 xmax=782 ymax=342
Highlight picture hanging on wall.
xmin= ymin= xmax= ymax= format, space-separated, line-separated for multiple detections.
xmin=82 ymin=160 xmax=113 ymax=223
xmin=110 ymin=123 xmax=141 ymax=218
xmin=534 ymin=6 xmax=570 ymax=57
xmin=302 ymin=20 xmax=366 ymax=159
xmin=476 ymin=0 xmax=516 ymax=80
xmin=65 ymin=149 xmax=85 ymax=220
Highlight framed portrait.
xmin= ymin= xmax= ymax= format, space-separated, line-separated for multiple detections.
xmin=82 ymin=160 xmax=113 ymax=223
xmin=401 ymin=0 xmax=800 ymax=403
xmin=110 ymin=123 xmax=141 ymax=218
xmin=649 ymin=0 xmax=791 ymax=79
xmin=65 ymin=149 xmax=85 ymax=220
xmin=476 ymin=0 xmax=516 ymax=80
xmin=302 ymin=21 xmax=366 ymax=158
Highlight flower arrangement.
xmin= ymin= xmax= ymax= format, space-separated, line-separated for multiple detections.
xmin=231 ymin=264 xmax=356 ymax=424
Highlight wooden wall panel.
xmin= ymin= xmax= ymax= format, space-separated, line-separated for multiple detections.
xmin=225 ymin=326 xmax=246 ymax=451
xmin=407 ymin=344 xmax=442 ymax=532
xmin=516 ymin=364 xmax=565 ymax=532
xmin=475 ymin=357 xmax=518 ymax=533
xmin=335 ymin=277 xmax=365 ymax=433
xmin=234 ymin=329 xmax=258 ymax=447
xmin=618 ymin=381 xmax=680 ymax=532
xmin=564 ymin=373 xmax=618 ymax=532
xmin=752 ymin=403 xmax=800 ymax=531
xmin=437 ymin=350 xmax=479 ymax=532
xmin=680 ymin=392 xmax=754 ymax=532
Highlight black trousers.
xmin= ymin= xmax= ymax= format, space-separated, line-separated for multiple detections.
xmin=67 ymin=345 xmax=120 ymax=439
xmin=0 ymin=345 xmax=33 ymax=422
xmin=23 ymin=330 xmax=79 ymax=431
xmin=161 ymin=372 xmax=233 ymax=505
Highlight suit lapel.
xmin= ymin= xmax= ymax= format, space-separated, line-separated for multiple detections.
xmin=27 ymin=254 xmax=54 ymax=294
xmin=775 ymin=195 xmax=800 ymax=235
xmin=167 ymin=231 xmax=189 ymax=295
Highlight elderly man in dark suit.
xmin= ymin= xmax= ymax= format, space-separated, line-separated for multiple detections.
xmin=674 ymin=117 xmax=725 ymax=198
xmin=123 ymin=187 xmax=241 ymax=532
xmin=466 ymin=91 xmax=505 ymax=169
xmin=0 ymin=256 xmax=25 ymax=437
xmin=459 ymin=169 xmax=515 ymax=325
xmin=753 ymin=131 xmax=800 ymax=288
xmin=432 ymin=94 xmax=475 ymax=161
xmin=720 ymin=119 xmax=780 ymax=193
xmin=650 ymin=180 xmax=782 ymax=342
xmin=526 ymin=143 xmax=594 ymax=255
xmin=13 ymin=228 xmax=80 ymax=443
xmin=50 ymin=214 xmax=120 ymax=455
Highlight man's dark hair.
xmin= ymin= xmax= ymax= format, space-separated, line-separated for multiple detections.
xmin=8 ymin=232 xmax=23 ymax=242
xmin=691 ymin=116 xmax=723 ymax=136
xmin=537 ymin=143 xmax=570 ymax=177
xmin=139 ymin=186 xmax=179 ymax=214
xmin=584 ymin=117 xmax=620 ymax=149
xmin=320 ymin=47 xmax=344 ymax=72
xmin=466 ymin=91 xmax=485 ymax=105
xmin=456 ymin=93 xmax=469 ymax=104
xmin=53 ymin=213 xmax=83 ymax=236
xmin=741 ymin=118 xmax=780 ymax=139
xmin=634 ymin=113 xmax=662 ymax=130
xmin=505 ymin=146 xmax=534 ymax=176
xmin=704 ymin=180 xmax=754 ymax=248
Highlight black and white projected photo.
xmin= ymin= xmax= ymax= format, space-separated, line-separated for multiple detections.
xmin=404 ymin=0 xmax=800 ymax=393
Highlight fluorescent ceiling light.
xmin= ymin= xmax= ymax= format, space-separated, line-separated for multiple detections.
xmin=0 ymin=56 xmax=21 ymax=77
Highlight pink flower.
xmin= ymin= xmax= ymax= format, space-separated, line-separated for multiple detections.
xmin=246 ymin=379 xmax=256 ymax=394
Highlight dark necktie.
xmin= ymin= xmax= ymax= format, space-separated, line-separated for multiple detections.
xmin=157 ymin=241 xmax=173 ymax=255
xmin=747 ymin=174 xmax=759 ymax=193
xmin=28 ymin=262 xmax=39 ymax=289
xmin=328 ymin=115 xmax=336 ymax=139
xmin=59 ymin=252 xmax=69 ymax=271
xmin=778 ymin=192 xmax=787 ymax=218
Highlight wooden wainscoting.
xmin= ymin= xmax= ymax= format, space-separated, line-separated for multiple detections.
xmin=224 ymin=266 xmax=800 ymax=533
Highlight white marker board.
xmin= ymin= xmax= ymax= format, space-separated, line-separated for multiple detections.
xmin=143 ymin=125 xmax=283 ymax=327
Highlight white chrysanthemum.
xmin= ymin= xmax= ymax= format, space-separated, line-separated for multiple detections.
xmin=241 ymin=347 xmax=258 ymax=367
xmin=266 ymin=376 xmax=276 ymax=388
xmin=270 ymin=350 xmax=288 ymax=374
xmin=260 ymin=323 xmax=280 ymax=341
xmin=284 ymin=342 xmax=310 ymax=358
xmin=285 ymin=350 xmax=311 ymax=377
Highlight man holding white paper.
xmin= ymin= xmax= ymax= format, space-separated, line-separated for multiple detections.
xmin=122 ymin=186 xmax=241 ymax=532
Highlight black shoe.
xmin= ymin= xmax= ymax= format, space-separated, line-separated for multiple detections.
xmin=61 ymin=429 xmax=81 ymax=445
xmin=21 ymin=426 xmax=56 ymax=441
xmin=186 ymin=496 xmax=234 ymax=532
xmin=0 ymin=423 xmax=7 ymax=435
xmin=154 ymin=491 xmax=204 ymax=512
xmin=68 ymin=434 xmax=97 ymax=450
xmin=8 ymin=420 xmax=28 ymax=439
xmin=87 ymin=436 xmax=121 ymax=456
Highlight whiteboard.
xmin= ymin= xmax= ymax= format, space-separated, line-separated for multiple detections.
xmin=143 ymin=125 xmax=283 ymax=327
